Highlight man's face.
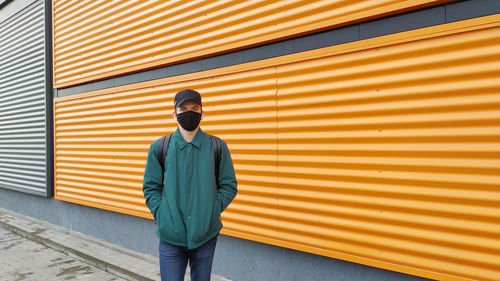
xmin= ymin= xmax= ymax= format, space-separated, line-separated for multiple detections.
xmin=173 ymin=99 xmax=203 ymax=131
xmin=172 ymin=100 xmax=204 ymax=130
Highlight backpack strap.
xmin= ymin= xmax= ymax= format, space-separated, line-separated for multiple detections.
xmin=157 ymin=134 xmax=172 ymax=183
xmin=210 ymin=135 xmax=222 ymax=189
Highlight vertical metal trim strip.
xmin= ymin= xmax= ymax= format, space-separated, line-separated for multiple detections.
xmin=44 ymin=0 xmax=53 ymax=197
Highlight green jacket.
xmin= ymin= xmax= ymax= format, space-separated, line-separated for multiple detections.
xmin=143 ymin=128 xmax=237 ymax=249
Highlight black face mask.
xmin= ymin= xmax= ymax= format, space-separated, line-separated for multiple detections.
xmin=176 ymin=111 xmax=202 ymax=131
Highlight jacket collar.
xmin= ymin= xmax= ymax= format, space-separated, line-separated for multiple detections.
xmin=173 ymin=127 xmax=204 ymax=149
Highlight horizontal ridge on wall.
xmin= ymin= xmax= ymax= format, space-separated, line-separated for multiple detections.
xmin=52 ymin=0 xmax=448 ymax=88
xmin=53 ymin=68 xmax=279 ymax=226
xmin=53 ymin=14 xmax=500 ymax=281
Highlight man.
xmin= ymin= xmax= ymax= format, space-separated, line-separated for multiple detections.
xmin=143 ymin=89 xmax=238 ymax=281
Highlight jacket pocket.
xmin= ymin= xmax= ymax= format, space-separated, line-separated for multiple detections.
xmin=210 ymin=197 xmax=223 ymax=232
xmin=212 ymin=197 xmax=222 ymax=218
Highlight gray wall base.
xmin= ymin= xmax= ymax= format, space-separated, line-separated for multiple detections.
xmin=0 ymin=188 xmax=429 ymax=281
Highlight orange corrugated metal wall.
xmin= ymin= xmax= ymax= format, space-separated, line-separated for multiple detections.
xmin=273 ymin=17 xmax=500 ymax=281
xmin=52 ymin=0 xmax=449 ymax=88
xmin=53 ymin=67 xmax=278 ymax=219
xmin=54 ymin=14 xmax=500 ymax=281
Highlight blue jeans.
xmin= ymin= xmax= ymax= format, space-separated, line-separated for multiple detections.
xmin=159 ymin=235 xmax=218 ymax=281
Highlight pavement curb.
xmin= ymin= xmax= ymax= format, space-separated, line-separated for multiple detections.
xmin=0 ymin=208 xmax=157 ymax=281
xmin=0 ymin=221 xmax=153 ymax=281
xmin=0 ymin=208 xmax=232 ymax=281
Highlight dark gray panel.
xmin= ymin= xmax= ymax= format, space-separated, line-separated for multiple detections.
xmin=112 ymin=73 xmax=143 ymax=88
xmin=0 ymin=187 xmax=431 ymax=281
xmin=294 ymin=25 xmax=359 ymax=53
xmin=243 ymin=40 xmax=294 ymax=63
xmin=167 ymin=59 xmax=202 ymax=77
xmin=88 ymin=78 xmax=114 ymax=92
xmin=56 ymin=0 xmax=499 ymax=99
xmin=360 ymin=6 xmax=445 ymax=39
xmin=138 ymin=67 xmax=168 ymax=82
xmin=56 ymin=86 xmax=76 ymax=97
xmin=0 ymin=0 xmax=48 ymax=196
xmin=202 ymin=51 xmax=244 ymax=70
xmin=446 ymin=0 xmax=500 ymax=22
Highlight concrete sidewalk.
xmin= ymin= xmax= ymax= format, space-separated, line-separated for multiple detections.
xmin=0 ymin=208 xmax=230 ymax=281
xmin=0 ymin=227 xmax=125 ymax=280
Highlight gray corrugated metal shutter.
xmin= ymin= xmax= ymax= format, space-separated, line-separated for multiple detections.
xmin=0 ymin=0 xmax=49 ymax=196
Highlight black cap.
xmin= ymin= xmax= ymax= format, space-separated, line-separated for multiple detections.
xmin=174 ymin=89 xmax=202 ymax=107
